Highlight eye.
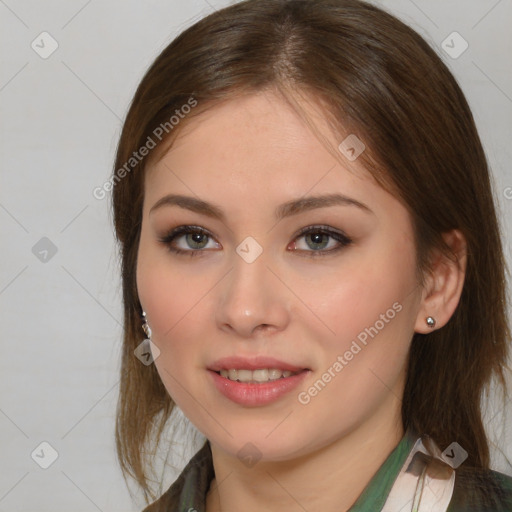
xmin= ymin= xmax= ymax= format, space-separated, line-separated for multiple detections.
xmin=289 ymin=225 xmax=352 ymax=257
xmin=158 ymin=224 xmax=353 ymax=258
xmin=158 ymin=225 xmax=219 ymax=257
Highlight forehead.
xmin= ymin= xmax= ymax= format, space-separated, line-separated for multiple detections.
xmin=141 ymin=91 xmax=415 ymax=251
xmin=143 ymin=90 xmax=375 ymax=199
xmin=140 ymin=90 xmax=427 ymax=253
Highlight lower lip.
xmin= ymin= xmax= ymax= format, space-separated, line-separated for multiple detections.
xmin=208 ymin=369 xmax=310 ymax=407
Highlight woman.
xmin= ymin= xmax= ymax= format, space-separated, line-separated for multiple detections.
xmin=112 ymin=0 xmax=512 ymax=510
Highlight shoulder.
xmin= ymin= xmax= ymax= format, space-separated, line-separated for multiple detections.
xmin=141 ymin=486 xmax=179 ymax=512
xmin=448 ymin=466 xmax=512 ymax=511
xmin=141 ymin=440 xmax=214 ymax=512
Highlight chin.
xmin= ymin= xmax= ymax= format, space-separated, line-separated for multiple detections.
xmin=205 ymin=423 xmax=314 ymax=462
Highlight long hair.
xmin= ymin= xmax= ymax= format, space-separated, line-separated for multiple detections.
xmin=111 ymin=0 xmax=511 ymax=503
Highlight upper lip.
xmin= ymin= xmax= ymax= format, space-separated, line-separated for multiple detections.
xmin=208 ymin=356 xmax=309 ymax=372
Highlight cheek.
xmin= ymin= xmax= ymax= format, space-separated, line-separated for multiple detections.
xmin=297 ymin=230 xmax=418 ymax=400
xmin=304 ymin=255 xmax=415 ymax=350
xmin=136 ymin=237 xmax=215 ymax=385
xmin=137 ymin=239 xmax=185 ymax=351
xmin=137 ymin=264 xmax=205 ymax=346
xmin=136 ymin=221 xmax=207 ymax=333
xmin=136 ymin=252 xmax=205 ymax=410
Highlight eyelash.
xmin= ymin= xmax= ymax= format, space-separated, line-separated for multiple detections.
xmin=158 ymin=225 xmax=353 ymax=258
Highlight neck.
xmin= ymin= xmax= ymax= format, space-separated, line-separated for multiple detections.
xmin=206 ymin=398 xmax=404 ymax=512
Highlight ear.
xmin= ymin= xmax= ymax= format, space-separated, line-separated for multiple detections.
xmin=414 ymin=229 xmax=467 ymax=334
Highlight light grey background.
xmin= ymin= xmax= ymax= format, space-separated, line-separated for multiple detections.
xmin=1 ymin=1 xmax=511 ymax=511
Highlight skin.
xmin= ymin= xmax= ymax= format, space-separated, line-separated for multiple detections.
xmin=136 ymin=89 xmax=467 ymax=512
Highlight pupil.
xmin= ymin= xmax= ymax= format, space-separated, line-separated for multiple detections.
xmin=308 ymin=233 xmax=327 ymax=249
xmin=188 ymin=233 xmax=207 ymax=248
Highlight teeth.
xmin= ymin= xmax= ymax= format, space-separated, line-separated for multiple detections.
xmin=219 ymin=368 xmax=298 ymax=383
xmin=253 ymin=369 xmax=269 ymax=382
xmin=268 ymin=369 xmax=282 ymax=380
xmin=237 ymin=369 xmax=252 ymax=381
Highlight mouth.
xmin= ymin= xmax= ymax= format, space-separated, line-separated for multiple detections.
xmin=213 ymin=368 xmax=306 ymax=383
xmin=208 ymin=356 xmax=311 ymax=384
xmin=208 ymin=362 xmax=311 ymax=406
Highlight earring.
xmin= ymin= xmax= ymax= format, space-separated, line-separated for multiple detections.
xmin=142 ymin=310 xmax=152 ymax=339
xmin=136 ymin=311 xmax=160 ymax=365
xmin=426 ymin=316 xmax=436 ymax=329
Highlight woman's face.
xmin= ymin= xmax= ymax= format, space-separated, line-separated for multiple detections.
xmin=137 ymin=90 xmax=424 ymax=460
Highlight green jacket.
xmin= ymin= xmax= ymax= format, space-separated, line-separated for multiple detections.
xmin=143 ymin=428 xmax=512 ymax=511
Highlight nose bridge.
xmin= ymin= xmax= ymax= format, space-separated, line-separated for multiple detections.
xmin=216 ymin=245 xmax=289 ymax=337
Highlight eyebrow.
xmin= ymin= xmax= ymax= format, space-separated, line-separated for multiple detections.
xmin=149 ymin=193 xmax=373 ymax=220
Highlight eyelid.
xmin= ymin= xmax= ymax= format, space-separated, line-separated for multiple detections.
xmin=158 ymin=225 xmax=219 ymax=250
xmin=294 ymin=224 xmax=351 ymax=242
xmin=158 ymin=224 xmax=353 ymax=257
xmin=290 ymin=225 xmax=353 ymax=257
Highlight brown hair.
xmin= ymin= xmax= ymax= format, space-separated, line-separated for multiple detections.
xmin=111 ymin=0 xmax=511 ymax=504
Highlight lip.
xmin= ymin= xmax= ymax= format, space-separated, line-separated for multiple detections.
xmin=208 ymin=368 xmax=310 ymax=407
xmin=208 ymin=355 xmax=308 ymax=373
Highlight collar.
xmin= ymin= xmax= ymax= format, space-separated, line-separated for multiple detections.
xmin=151 ymin=427 xmax=455 ymax=512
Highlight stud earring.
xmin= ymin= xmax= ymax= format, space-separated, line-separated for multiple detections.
xmin=426 ymin=316 xmax=436 ymax=329
xmin=142 ymin=310 xmax=152 ymax=339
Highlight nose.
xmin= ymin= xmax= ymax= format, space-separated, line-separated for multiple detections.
xmin=215 ymin=249 xmax=290 ymax=339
